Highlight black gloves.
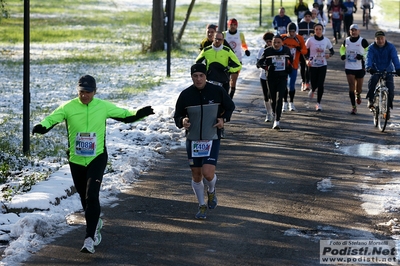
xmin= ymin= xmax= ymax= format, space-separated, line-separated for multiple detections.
xmin=267 ymin=65 xmax=275 ymax=72
xmin=245 ymin=50 xmax=250 ymax=56
xmin=136 ymin=106 xmax=155 ymax=120
xmin=356 ymin=54 xmax=363 ymax=60
xmin=112 ymin=106 xmax=154 ymax=123
xmin=396 ymin=69 xmax=400 ymax=76
xmin=296 ymin=46 xmax=302 ymax=52
xmin=368 ymin=68 xmax=377 ymax=75
xmin=341 ymin=55 xmax=346 ymax=60
xmin=32 ymin=124 xmax=47 ymax=135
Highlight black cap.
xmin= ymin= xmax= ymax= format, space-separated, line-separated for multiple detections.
xmin=191 ymin=63 xmax=207 ymax=75
xmin=375 ymin=31 xmax=385 ymax=37
xmin=287 ymin=22 xmax=297 ymax=32
xmin=77 ymin=75 xmax=96 ymax=92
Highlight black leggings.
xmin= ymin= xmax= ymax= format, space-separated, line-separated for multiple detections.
xmin=267 ymin=77 xmax=287 ymax=121
xmin=260 ymin=78 xmax=269 ymax=101
xmin=69 ymin=151 xmax=108 ymax=239
xmin=310 ymin=66 xmax=327 ymax=104
xmin=299 ymin=55 xmax=309 ymax=83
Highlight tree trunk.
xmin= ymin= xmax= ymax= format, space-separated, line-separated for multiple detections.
xmin=150 ymin=0 xmax=165 ymax=52
xmin=176 ymin=0 xmax=195 ymax=44
xmin=165 ymin=0 xmax=177 ymax=48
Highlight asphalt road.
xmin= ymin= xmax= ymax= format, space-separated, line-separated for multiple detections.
xmin=21 ymin=13 xmax=400 ymax=266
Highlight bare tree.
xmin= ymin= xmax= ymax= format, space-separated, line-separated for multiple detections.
xmin=150 ymin=0 xmax=165 ymax=52
xmin=176 ymin=0 xmax=195 ymax=44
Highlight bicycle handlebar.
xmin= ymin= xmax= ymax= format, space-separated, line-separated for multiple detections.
xmin=373 ymin=71 xmax=397 ymax=77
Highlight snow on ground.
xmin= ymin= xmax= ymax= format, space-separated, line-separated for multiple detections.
xmin=0 ymin=0 xmax=400 ymax=264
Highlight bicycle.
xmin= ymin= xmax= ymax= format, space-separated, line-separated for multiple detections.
xmin=361 ymin=4 xmax=373 ymax=30
xmin=371 ymin=71 xmax=396 ymax=132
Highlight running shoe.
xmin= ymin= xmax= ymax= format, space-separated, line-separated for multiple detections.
xmin=316 ymin=103 xmax=322 ymax=111
xmin=282 ymin=102 xmax=288 ymax=112
xmin=301 ymin=82 xmax=306 ymax=91
xmin=367 ymin=101 xmax=374 ymax=109
xmin=351 ymin=106 xmax=357 ymax=115
xmin=289 ymin=102 xmax=296 ymax=111
xmin=356 ymin=93 xmax=362 ymax=105
xmin=308 ymin=90 xmax=314 ymax=99
xmin=272 ymin=121 xmax=280 ymax=130
xmin=94 ymin=218 xmax=103 ymax=246
xmin=207 ymin=190 xmax=218 ymax=209
xmin=195 ymin=205 xmax=207 ymax=220
xmin=305 ymin=83 xmax=310 ymax=91
xmin=265 ymin=114 xmax=273 ymax=122
xmin=80 ymin=237 xmax=95 ymax=254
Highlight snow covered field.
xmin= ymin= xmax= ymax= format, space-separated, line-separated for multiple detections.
xmin=0 ymin=0 xmax=399 ymax=264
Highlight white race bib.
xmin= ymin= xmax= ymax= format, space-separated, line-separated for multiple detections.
xmin=75 ymin=132 xmax=97 ymax=156
xmin=191 ymin=140 xmax=213 ymax=157
xmin=278 ymin=26 xmax=286 ymax=34
xmin=290 ymin=47 xmax=297 ymax=58
xmin=332 ymin=11 xmax=340 ymax=19
xmin=347 ymin=50 xmax=357 ymax=62
xmin=273 ymin=56 xmax=286 ymax=71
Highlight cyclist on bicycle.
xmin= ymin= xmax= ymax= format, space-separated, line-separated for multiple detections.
xmin=366 ymin=31 xmax=400 ymax=115
xmin=360 ymin=0 xmax=374 ymax=26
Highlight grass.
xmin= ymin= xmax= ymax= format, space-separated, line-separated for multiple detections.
xmin=377 ymin=0 xmax=400 ymax=23
xmin=0 ymin=0 xmax=286 ymax=199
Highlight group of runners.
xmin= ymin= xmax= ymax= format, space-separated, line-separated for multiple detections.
xmin=30 ymin=6 xmax=400 ymax=254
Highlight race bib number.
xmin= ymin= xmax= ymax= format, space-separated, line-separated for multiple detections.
xmin=75 ymin=132 xmax=97 ymax=156
xmin=278 ymin=26 xmax=286 ymax=34
xmin=313 ymin=55 xmax=325 ymax=66
xmin=312 ymin=45 xmax=326 ymax=66
xmin=332 ymin=11 xmax=340 ymax=19
xmin=273 ymin=56 xmax=286 ymax=71
xmin=347 ymin=50 xmax=357 ymax=62
xmin=290 ymin=48 xmax=297 ymax=58
xmin=191 ymin=140 xmax=213 ymax=158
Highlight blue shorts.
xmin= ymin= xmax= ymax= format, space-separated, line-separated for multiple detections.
xmin=186 ymin=139 xmax=220 ymax=167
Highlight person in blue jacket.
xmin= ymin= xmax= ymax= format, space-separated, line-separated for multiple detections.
xmin=273 ymin=7 xmax=292 ymax=35
xmin=366 ymin=31 xmax=400 ymax=115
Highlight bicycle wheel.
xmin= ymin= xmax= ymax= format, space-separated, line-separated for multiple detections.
xmin=365 ymin=10 xmax=369 ymax=30
xmin=378 ymin=90 xmax=389 ymax=132
xmin=373 ymin=94 xmax=379 ymax=127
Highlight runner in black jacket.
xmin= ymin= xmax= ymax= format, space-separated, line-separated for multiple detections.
xmin=174 ymin=63 xmax=235 ymax=220
xmin=257 ymin=35 xmax=293 ymax=130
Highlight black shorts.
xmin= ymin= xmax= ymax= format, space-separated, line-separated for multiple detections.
xmin=186 ymin=139 xmax=220 ymax=167
xmin=345 ymin=69 xmax=365 ymax=79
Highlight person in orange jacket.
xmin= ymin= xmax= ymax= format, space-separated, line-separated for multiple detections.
xmin=281 ymin=23 xmax=308 ymax=111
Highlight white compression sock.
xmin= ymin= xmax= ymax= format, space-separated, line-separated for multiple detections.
xmin=204 ymin=174 xmax=217 ymax=193
xmin=191 ymin=180 xmax=205 ymax=206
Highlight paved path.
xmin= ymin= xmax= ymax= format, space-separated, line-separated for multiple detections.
xmin=21 ymin=11 xmax=400 ymax=266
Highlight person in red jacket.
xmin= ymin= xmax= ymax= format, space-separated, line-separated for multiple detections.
xmin=328 ymin=0 xmax=348 ymax=44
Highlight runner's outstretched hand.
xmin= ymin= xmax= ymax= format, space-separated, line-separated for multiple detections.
xmin=136 ymin=106 xmax=155 ymax=120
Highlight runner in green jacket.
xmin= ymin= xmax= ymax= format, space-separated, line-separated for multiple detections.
xmin=32 ymin=75 xmax=154 ymax=254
